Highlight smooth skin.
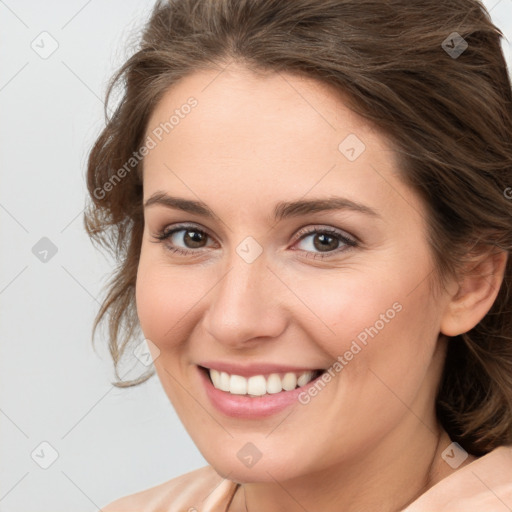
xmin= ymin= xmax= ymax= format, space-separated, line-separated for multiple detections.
xmin=135 ymin=63 xmax=507 ymax=512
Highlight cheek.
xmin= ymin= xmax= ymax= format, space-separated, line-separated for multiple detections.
xmin=137 ymin=234 xmax=438 ymax=369
xmin=290 ymin=260 xmax=438 ymax=386
xmin=288 ymin=267 xmax=408 ymax=357
xmin=135 ymin=253 xmax=197 ymax=347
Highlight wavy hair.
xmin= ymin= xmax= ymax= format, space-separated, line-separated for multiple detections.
xmin=84 ymin=0 xmax=512 ymax=456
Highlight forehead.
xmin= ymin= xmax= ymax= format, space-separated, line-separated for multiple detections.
xmin=141 ymin=65 xmax=422 ymax=227
xmin=145 ymin=64 xmax=387 ymax=161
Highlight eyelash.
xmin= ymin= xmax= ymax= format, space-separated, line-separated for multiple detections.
xmin=150 ymin=223 xmax=358 ymax=260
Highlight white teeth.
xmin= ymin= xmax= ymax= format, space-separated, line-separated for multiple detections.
xmin=229 ymin=374 xmax=247 ymax=395
xmin=282 ymin=372 xmax=297 ymax=391
xmin=219 ymin=371 xmax=230 ymax=392
xmin=297 ymin=371 xmax=314 ymax=387
xmin=208 ymin=368 xmax=320 ymax=396
xmin=210 ymin=368 xmax=221 ymax=388
xmin=266 ymin=373 xmax=282 ymax=394
xmin=247 ymin=375 xmax=267 ymax=396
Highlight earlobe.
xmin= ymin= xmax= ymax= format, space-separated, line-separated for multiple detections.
xmin=440 ymin=248 xmax=508 ymax=337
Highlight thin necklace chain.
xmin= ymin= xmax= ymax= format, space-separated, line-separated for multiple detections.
xmin=243 ymin=485 xmax=248 ymax=512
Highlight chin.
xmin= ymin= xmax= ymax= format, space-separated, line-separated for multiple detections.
xmin=197 ymin=440 xmax=313 ymax=484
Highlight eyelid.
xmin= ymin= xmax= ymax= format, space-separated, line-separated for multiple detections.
xmin=293 ymin=224 xmax=357 ymax=244
xmin=152 ymin=221 xmax=358 ymax=258
xmin=164 ymin=221 xmax=210 ymax=235
xmin=154 ymin=222 xmax=357 ymax=242
xmin=152 ymin=222 xmax=216 ymax=246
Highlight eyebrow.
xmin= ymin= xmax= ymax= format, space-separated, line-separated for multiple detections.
xmin=144 ymin=191 xmax=381 ymax=222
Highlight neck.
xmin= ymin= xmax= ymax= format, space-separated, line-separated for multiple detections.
xmin=231 ymin=424 xmax=464 ymax=512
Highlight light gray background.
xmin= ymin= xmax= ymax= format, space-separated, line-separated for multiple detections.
xmin=1 ymin=1 xmax=511 ymax=510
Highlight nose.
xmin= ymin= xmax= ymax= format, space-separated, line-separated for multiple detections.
xmin=201 ymin=251 xmax=288 ymax=349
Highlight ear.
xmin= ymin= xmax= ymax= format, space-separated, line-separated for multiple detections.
xmin=440 ymin=248 xmax=508 ymax=337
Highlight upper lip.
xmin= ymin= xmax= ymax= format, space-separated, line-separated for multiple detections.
xmin=198 ymin=361 xmax=324 ymax=377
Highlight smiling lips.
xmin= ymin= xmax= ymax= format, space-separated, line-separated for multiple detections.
xmin=198 ymin=363 xmax=327 ymax=418
xmin=203 ymin=366 xmax=324 ymax=396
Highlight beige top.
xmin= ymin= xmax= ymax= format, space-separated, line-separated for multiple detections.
xmin=102 ymin=445 xmax=512 ymax=512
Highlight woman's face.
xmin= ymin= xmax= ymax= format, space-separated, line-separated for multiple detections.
xmin=136 ymin=64 xmax=452 ymax=482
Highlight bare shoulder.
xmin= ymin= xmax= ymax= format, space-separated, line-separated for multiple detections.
xmin=101 ymin=465 xmax=230 ymax=512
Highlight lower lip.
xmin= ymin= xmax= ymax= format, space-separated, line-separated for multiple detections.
xmin=198 ymin=366 xmax=324 ymax=419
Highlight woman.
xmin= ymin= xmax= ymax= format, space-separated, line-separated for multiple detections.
xmin=85 ymin=0 xmax=512 ymax=510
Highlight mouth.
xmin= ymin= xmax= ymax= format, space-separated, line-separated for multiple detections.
xmin=199 ymin=365 xmax=325 ymax=397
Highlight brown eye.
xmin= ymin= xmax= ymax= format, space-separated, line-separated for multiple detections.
xmin=294 ymin=226 xmax=357 ymax=259
xmin=312 ymin=233 xmax=340 ymax=252
xmin=180 ymin=229 xmax=208 ymax=248
xmin=152 ymin=224 xmax=213 ymax=255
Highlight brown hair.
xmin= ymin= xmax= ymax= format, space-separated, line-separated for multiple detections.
xmin=84 ymin=0 xmax=512 ymax=456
